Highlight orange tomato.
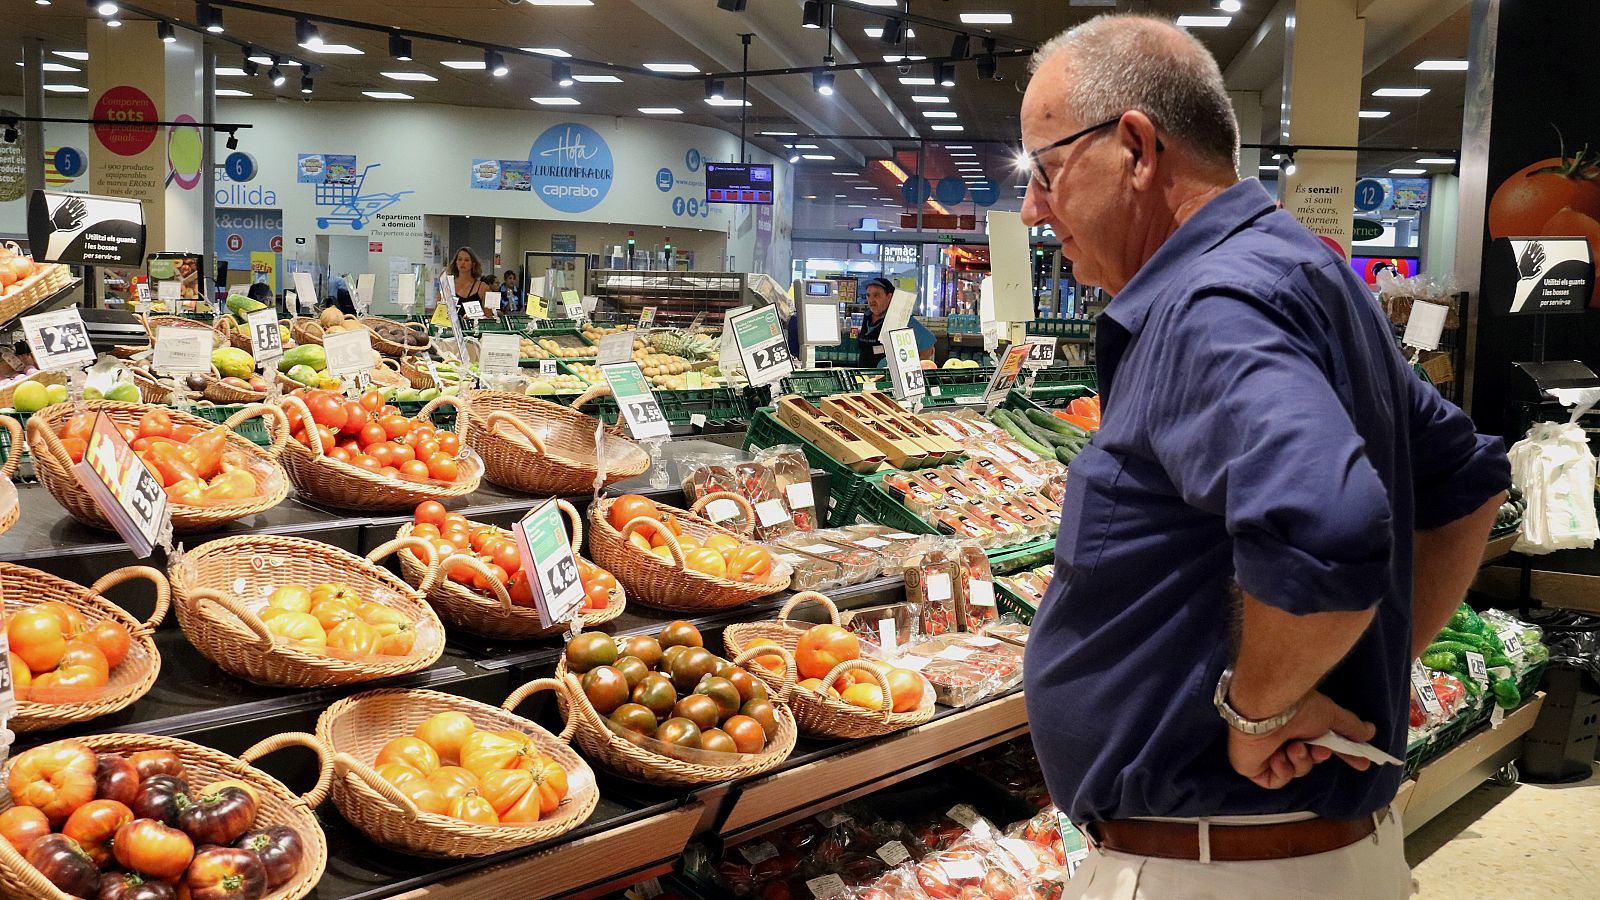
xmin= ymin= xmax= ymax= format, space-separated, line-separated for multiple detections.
xmin=60 ymin=437 xmax=87 ymax=464
xmin=311 ymin=582 xmax=360 ymax=606
xmin=310 ymin=598 xmax=359 ymax=633
xmin=795 ymin=624 xmax=860 ymax=681
xmin=436 ymin=432 xmax=460 ymax=456
xmin=328 ymin=618 xmax=380 ymax=656
xmin=58 ymin=640 xmax=109 ymax=682
xmin=427 ymin=766 xmax=479 ymax=804
xmin=32 ymin=664 xmax=107 ymax=702
xmin=264 ymin=611 xmax=327 ymax=652
xmin=704 ymin=533 xmax=741 ymax=559
xmin=415 ymin=500 xmax=448 ymax=528
xmin=377 ymin=624 xmax=416 ymax=656
xmin=399 ymin=459 xmax=431 ymax=483
xmin=359 ymin=390 xmax=385 ymax=412
xmin=477 ymin=767 xmax=536 ymax=818
xmin=397 ymin=780 xmax=449 ymax=815
xmin=379 ymin=415 xmax=412 ymax=441
xmin=448 ymin=792 xmax=498 ymax=825
xmin=0 ymin=806 xmax=49 ymax=854
xmin=607 ymin=494 xmax=658 ymax=531
xmin=267 ymin=585 xmax=314 ymax=613
xmin=390 ymin=442 xmax=417 ymax=465
xmin=9 ymin=656 xmax=30 ymax=692
xmin=39 ymin=603 xmax=87 ymax=639
xmin=415 ymin=711 xmax=476 ymax=765
xmin=488 ymin=540 xmax=522 ymax=575
xmin=426 ymin=453 xmax=459 ymax=482
xmin=726 ymin=545 xmax=774 ymax=580
xmin=375 ymin=762 xmax=426 ymax=789
xmin=8 ymin=607 xmax=66 ymax=673
xmin=743 ymin=638 xmax=786 ymax=674
xmin=376 ymin=736 xmax=440 ymax=776
xmin=359 ymin=422 xmax=388 ymax=449
xmin=886 ymin=668 xmax=929 ymax=713
xmin=684 ymin=548 xmax=728 ymax=578
xmin=6 ymin=739 xmax=97 ymax=826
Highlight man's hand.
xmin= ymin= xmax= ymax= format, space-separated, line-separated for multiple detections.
xmin=1227 ymin=691 xmax=1376 ymax=790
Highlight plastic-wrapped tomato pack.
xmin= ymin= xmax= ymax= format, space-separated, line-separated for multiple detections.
xmin=851 ymin=807 xmax=1078 ymax=900
xmin=903 ymin=546 xmax=959 ymax=637
xmin=683 ymin=446 xmax=824 ymax=540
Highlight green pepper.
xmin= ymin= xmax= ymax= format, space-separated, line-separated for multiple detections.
xmin=1421 ymin=650 xmax=1460 ymax=673
xmin=1492 ymin=678 xmax=1521 ymax=709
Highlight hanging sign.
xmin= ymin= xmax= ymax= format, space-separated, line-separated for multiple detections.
xmin=884 ymin=327 xmax=925 ymax=401
xmin=25 ymin=189 xmax=146 ymax=267
xmin=728 ymin=304 xmax=793 ymax=387
xmin=74 ymin=414 xmax=169 ymax=558
xmin=323 ymin=328 xmax=375 ymax=377
xmin=513 ymin=498 xmax=587 ymax=628
xmin=152 ymin=326 xmax=212 ymax=375
xmin=1023 ymin=335 xmax=1056 ymax=370
xmin=23 ymin=307 xmax=95 ymax=372
xmin=246 ymin=307 xmax=283 ymax=364
xmin=1499 ymin=237 xmax=1594 ymax=315
xmin=602 ymin=362 xmax=670 ymax=439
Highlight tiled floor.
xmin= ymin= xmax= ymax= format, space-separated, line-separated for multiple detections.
xmin=1409 ymin=764 xmax=1600 ymax=898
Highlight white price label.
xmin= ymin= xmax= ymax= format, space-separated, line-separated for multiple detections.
xmin=152 ymin=326 xmax=212 ymax=375
xmin=946 ymin=804 xmax=982 ymax=829
xmin=887 ymin=532 xmax=920 ymax=540
xmin=157 ymin=280 xmax=182 ymax=302
xmin=728 ymin=305 xmax=794 ymax=387
xmin=597 ymin=331 xmax=636 ymax=366
xmin=998 ymin=838 xmax=1039 ymax=872
xmin=704 ymin=498 xmax=740 ymax=523
xmin=878 ymin=617 xmax=898 ymax=654
xmin=23 ymin=307 xmax=95 ymax=371
xmin=134 ymin=282 xmax=151 ymax=314
xmin=939 ymin=858 xmax=986 ymax=881
xmin=876 ymin=841 xmax=910 ymax=866
xmin=801 ymin=543 xmax=841 ymax=554
xmin=354 ymin=274 xmax=375 ymax=315
xmin=602 ymin=362 xmax=670 ymax=440
xmin=936 ymin=645 xmax=975 ymax=661
xmin=926 ymin=572 xmax=953 ymax=603
xmin=245 ymin=307 xmax=283 ymax=364
xmin=755 ymin=498 xmax=790 ymax=528
xmin=484 ymin=290 xmax=501 ymax=312
xmin=965 ymin=634 xmax=1001 ymax=647
xmin=785 ymin=481 xmax=816 ymax=509
xmin=539 ymin=359 xmax=558 ymax=378
xmin=896 ymin=654 xmax=930 ymax=672
xmin=885 ymin=327 xmax=926 ymax=400
xmin=1410 ymin=660 xmax=1444 ymax=716
xmin=638 ymin=306 xmax=657 ymax=328
xmin=323 ymin=328 xmax=376 ymax=377
xmin=805 ymin=874 xmax=846 ymax=900
xmin=967 ymin=579 xmax=996 ymax=607
xmin=513 ymin=499 xmax=587 ymax=628
xmin=737 ymin=841 xmax=780 ymax=864
xmin=462 ymin=299 xmax=485 ymax=320
xmin=1498 ymin=628 xmax=1525 ymax=660
xmin=1465 ymin=651 xmax=1489 ymax=688
xmin=479 ymin=333 xmax=521 ymax=377
xmin=689 ymin=412 xmax=708 ymax=428
xmin=1023 ymin=335 xmax=1056 ymax=370
xmin=853 ymin=536 xmax=890 ymax=549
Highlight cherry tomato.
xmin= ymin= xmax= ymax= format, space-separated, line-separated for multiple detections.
xmin=359 ymin=390 xmax=385 ymax=411
xmin=427 ymin=453 xmax=460 ymax=482
xmin=413 ymin=439 xmax=440 ymax=460
xmin=399 ymin=460 xmax=431 ymax=483
xmin=415 ymin=501 xmax=448 ymax=527
xmin=367 ymin=443 xmax=395 ymax=467
xmin=437 ymin=432 xmax=461 ymax=455
xmin=359 ymin=422 xmax=388 ymax=448
xmin=489 ymin=540 xmax=522 ymax=574
xmin=379 ymin=466 xmax=402 ymax=480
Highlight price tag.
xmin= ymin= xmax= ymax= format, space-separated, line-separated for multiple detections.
xmin=0 ymin=629 xmax=16 ymax=719
xmin=805 ymin=874 xmax=846 ymax=900
xmin=245 ymin=307 xmax=283 ymax=364
xmin=801 ymin=543 xmax=841 ymax=554
xmin=704 ymin=497 xmax=740 ymax=522
xmin=638 ymin=306 xmax=657 ymax=329
xmin=728 ymin=305 xmax=793 ymax=387
xmin=75 ymin=414 xmax=169 ymax=557
xmin=480 ymin=333 xmax=521 ymax=377
xmin=853 ymin=536 xmax=890 ymax=549
xmin=884 ymin=327 xmax=925 ymax=401
xmin=560 ymin=289 xmax=581 ymax=319
xmin=134 ymin=282 xmax=151 ymax=314
xmin=459 ymin=299 xmax=483 ymax=320
xmin=152 ymin=326 xmax=212 ymax=375
xmin=23 ymin=307 xmax=95 ymax=372
xmin=602 ymin=362 xmax=670 ymax=440
xmin=737 ymin=842 xmax=779 ymax=865
xmin=157 ymin=280 xmax=182 ymax=302
xmin=323 ymin=328 xmax=375 ymax=378
xmin=878 ymin=617 xmax=898 ymax=654
xmin=786 ymin=481 xmax=816 ymax=509
xmin=983 ymin=344 xmax=1032 ymax=405
xmin=876 ymin=840 xmax=910 ymax=866
xmin=896 ymin=654 xmax=930 ymax=672
xmin=512 ymin=498 xmax=586 ymax=628
xmin=689 ymin=413 xmax=707 ymax=428
xmin=1498 ymin=627 xmax=1525 ymax=661
xmin=484 ymin=290 xmax=502 ymax=312
xmin=939 ymin=858 xmax=985 ymax=881
xmin=926 ymin=572 xmax=952 ymax=603
xmin=936 ymin=645 xmax=975 ymax=661
xmin=597 ymin=331 xmax=636 ymax=366
xmin=1023 ymin=335 xmax=1056 ymax=370
xmin=1465 ymin=650 xmax=1489 ymax=688
xmin=887 ymin=532 xmax=920 ymax=540
xmin=538 ymin=359 xmax=559 ymax=378
xmin=1410 ymin=660 xmax=1444 ymax=716
xmin=945 ymin=804 xmax=982 ymax=829
xmin=998 ymin=838 xmax=1039 ymax=872
xmin=755 ymin=498 xmax=789 ymax=528
xmin=967 ymin=579 xmax=996 ymax=607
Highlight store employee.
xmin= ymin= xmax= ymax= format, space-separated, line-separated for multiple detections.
xmin=856 ymin=277 xmax=934 ymax=367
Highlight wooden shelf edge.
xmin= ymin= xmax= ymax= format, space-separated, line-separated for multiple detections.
xmin=1481 ymin=529 xmax=1520 ymax=566
xmin=1395 ymin=692 xmax=1545 ymax=834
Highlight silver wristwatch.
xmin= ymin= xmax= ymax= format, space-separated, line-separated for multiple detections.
xmin=1213 ymin=667 xmax=1301 ymax=735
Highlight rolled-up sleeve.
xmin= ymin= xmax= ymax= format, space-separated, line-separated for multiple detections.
xmin=1408 ymin=374 xmax=1511 ymax=528
xmin=1149 ymin=290 xmax=1392 ymax=614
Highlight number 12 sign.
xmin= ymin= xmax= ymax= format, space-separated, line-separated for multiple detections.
xmin=513 ymin=498 xmax=587 ymax=628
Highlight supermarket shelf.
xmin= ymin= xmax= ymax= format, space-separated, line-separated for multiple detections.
xmin=0 ymin=277 xmax=82 ymax=332
xmin=1394 ymin=693 xmax=1545 ymax=834
xmin=1476 ymin=566 xmax=1600 ymax=615
xmin=1482 ymin=528 xmax=1520 ymax=565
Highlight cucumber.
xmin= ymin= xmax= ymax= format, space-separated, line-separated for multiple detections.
xmin=1056 ymin=445 xmax=1079 ymax=465
xmin=993 ymin=410 xmax=1053 ymax=457
xmin=1026 ymin=408 xmax=1092 ymax=440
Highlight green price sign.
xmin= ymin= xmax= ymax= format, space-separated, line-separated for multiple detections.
xmin=514 ymin=499 xmax=585 ymax=628
xmin=602 ymin=362 xmax=671 ymax=439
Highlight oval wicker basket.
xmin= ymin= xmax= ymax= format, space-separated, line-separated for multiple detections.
xmin=4 ymin=564 xmax=170 ymax=733
xmin=27 ymin=400 xmax=292 ymax=533
xmin=167 ymin=534 xmax=447 ymax=688
xmin=399 ymin=355 xmax=436 ymax=390
xmin=395 ymin=499 xmax=626 ymax=639
xmin=315 ymin=680 xmax=599 ymax=857
xmin=0 ymin=731 xmax=331 ymax=900
xmin=587 ymin=494 xmax=791 ymax=612
xmin=289 ymin=317 xmax=325 ymax=346
xmin=362 ymin=317 xmax=433 ymax=357
xmin=555 ymin=641 xmax=799 ymax=785
xmin=126 ymin=365 xmax=200 ymax=405
xmin=462 ymin=389 xmax=650 ymax=496
xmin=723 ymin=593 xmax=938 ymax=740
xmin=278 ymin=393 xmax=482 ymax=511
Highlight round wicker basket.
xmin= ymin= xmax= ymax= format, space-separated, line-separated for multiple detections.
xmin=315 ymin=680 xmax=599 ymax=857
xmin=463 ymin=389 xmax=650 ymax=495
xmin=362 ymin=318 xmax=432 ymax=357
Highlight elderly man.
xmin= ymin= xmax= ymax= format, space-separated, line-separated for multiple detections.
xmin=1019 ymin=15 xmax=1508 ymax=897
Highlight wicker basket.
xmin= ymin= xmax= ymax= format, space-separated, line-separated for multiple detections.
xmin=167 ymin=534 xmax=447 ymax=688
xmin=142 ymin=314 xmax=229 ymax=350
xmin=290 ymin=317 xmax=325 ymax=346
xmin=395 ymin=500 xmax=626 ymax=639
xmin=202 ymin=370 xmax=303 ymax=405
xmin=27 ymin=400 xmax=291 ymax=533
xmin=278 ymin=394 xmax=482 ymax=511
xmin=724 ymin=593 xmax=937 ymax=739
xmin=0 ymin=371 xmax=67 ymax=411
xmin=126 ymin=366 xmax=200 ymax=405
xmin=463 ymin=390 xmax=650 ymax=496
xmin=363 ymin=318 xmax=433 ymax=357
xmin=555 ymin=641 xmax=799 ymax=785
xmin=0 ymin=731 xmax=330 ymax=900
xmin=368 ymin=357 xmax=410 ymax=389
xmin=315 ymin=680 xmax=599 ymax=857
xmin=400 ymin=355 xmax=436 ymax=390
xmin=4 ymin=564 xmax=170 ymax=733
xmin=587 ymin=494 xmax=792 ymax=612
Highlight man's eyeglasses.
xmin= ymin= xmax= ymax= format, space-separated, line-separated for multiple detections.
xmin=1024 ymin=116 xmax=1163 ymax=192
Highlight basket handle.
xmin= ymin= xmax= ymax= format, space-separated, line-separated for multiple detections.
xmin=225 ymin=402 xmax=292 ymax=456
xmin=436 ymin=552 xmax=514 ymax=614
xmin=0 ymin=414 xmax=21 ymax=479
xmin=617 ymin=515 xmax=686 ymax=571
xmin=418 ymin=394 xmax=468 ymax=440
xmin=485 ymin=410 xmax=547 ymax=456
xmin=187 ymin=587 xmax=274 ymax=648
xmin=240 ymin=732 xmax=334 ymax=808
xmin=502 ymin=677 xmax=580 ymax=744
xmin=734 ymin=644 xmax=798 ymax=705
xmin=334 ymin=751 xmax=421 ymax=823
xmin=572 ymin=383 xmax=611 ymax=412
xmin=555 ymin=498 xmax=583 ymax=555
xmin=26 ymin=408 xmax=72 ymax=471
xmin=778 ymin=591 xmax=840 ymax=627
xmin=366 ymin=536 xmax=443 ymax=593
xmin=90 ymin=565 xmax=171 ymax=636
xmin=277 ymin=394 xmax=329 ymax=459
xmin=690 ymin=491 xmax=756 ymax=537
xmin=405 ymin=321 xmax=428 ymax=334
xmin=377 ymin=357 xmax=401 ymax=373
xmin=821 ymin=659 xmax=894 ymax=721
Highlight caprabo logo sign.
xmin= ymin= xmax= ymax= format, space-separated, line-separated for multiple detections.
xmin=530 ymin=123 xmax=613 ymax=213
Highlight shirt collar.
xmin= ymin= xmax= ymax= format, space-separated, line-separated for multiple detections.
xmin=1100 ymin=179 xmax=1277 ymax=335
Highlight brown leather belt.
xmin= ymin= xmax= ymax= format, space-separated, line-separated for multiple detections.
xmin=1087 ymin=809 xmax=1382 ymax=862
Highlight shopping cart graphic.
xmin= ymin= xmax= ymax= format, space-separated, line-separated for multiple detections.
xmin=314 ymin=163 xmax=414 ymax=230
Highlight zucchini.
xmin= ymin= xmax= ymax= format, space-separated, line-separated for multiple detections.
xmin=1026 ymin=408 xmax=1092 ymax=440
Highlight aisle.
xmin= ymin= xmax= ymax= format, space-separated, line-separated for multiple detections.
xmin=1408 ymin=764 xmax=1600 ymax=897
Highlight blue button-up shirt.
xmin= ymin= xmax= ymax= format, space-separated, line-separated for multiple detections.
xmin=1024 ymin=179 xmax=1510 ymax=823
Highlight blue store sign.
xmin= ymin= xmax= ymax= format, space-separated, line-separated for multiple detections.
xmin=968 ymin=178 xmax=999 ymax=207
xmin=934 ymin=175 xmax=967 ymax=205
xmin=530 ymin=123 xmax=614 ymax=213
xmin=686 ymin=148 xmax=702 ymax=172
xmin=52 ymin=146 xmax=85 ymax=179
xmin=656 ymin=167 xmax=674 ymax=192
xmin=224 ymin=151 xmax=257 ymax=183
xmin=1354 ymin=178 xmax=1387 ymax=212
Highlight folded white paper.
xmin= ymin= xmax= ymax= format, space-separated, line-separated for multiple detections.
xmin=1305 ymin=731 xmax=1402 ymax=766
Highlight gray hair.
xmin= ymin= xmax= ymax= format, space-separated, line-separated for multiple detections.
xmin=1031 ymin=14 xmax=1239 ymax=169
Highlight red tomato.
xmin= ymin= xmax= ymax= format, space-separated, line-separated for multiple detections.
xmin=60 ymin=437 xmax=86 ymax=464
xmin=379 ymin=466 xmax=401 ymax=479
xmin=359 ymin=390 xmax=385 ymax=411
xmin=399 ymin=460 xmax=431 ymax=483
xmin=337 ymin=438 xmax=361 ymax=456
xmin=410 ymin=425 xmax=437 ymax=443
xmin=342 ymin=401 xmax=369 ymax=434
xmin=329 ymin=447 xmax=353 ymax=463
xmin=379 ymin=415 xmax=412 ymax=441
xmin=413 ymin=439 xmax=440 ymax=461
xmin=436 ymin=433 xmax=461 ymax=456
xmin=489 ymin=540 xmax=521 ymax=574
xmin=427 ymin=453 xmax=460 ymax=482
xmin=352 ymin=454 xmax=382 ymax=473
xmin=415 ymin=501 xmax=448 ymax=527
xmin=378 ymin=405 xmax=401 ymax=419
xmin=368 ymin=443 xmax=396 ymax=467
xmin=307 ymin=393 xmax=347 ymax=431
xmin=474 ymin=564 xmax=510 ymax=593
xmin=469 ymin=526 xmax=497 ymax=553
xmin=390 ymin=442 xmax=416 ymax=465
xmin=359 ymin=422 xmax=388 ymax=448
xmin=607 ymin=494 xmax=658 ymax=531
xmin=411 ymin=523 xmax=441 ymax=542
xmin=137 ymin=410 xmax=173 ymax=439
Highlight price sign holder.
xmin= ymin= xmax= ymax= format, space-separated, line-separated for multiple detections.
xmin=597 ymin=331 xmax=636 ymax=366
xmin=23 ymin=307 xmax=95 ymax=375
xmin=560 ymin=289 xmax=582 ymax=321
xmin=602 ymin=362 xmax=671 ymax=440
xmin=462 ymin=299 xmax=485 ymax=322
xmin=688 ymin=311 xmax=707 ymax=334
xmin=439 ymin=277 xmax=474 ymax=376
xmin=324 ymin=328 xmax=375 ymax=380
xmin=982 ymin=344 xmax=1032 ymax=410
xmin=1410 ymin=660 xmax=1444 ymax=717
xmin=152 ymin=326 xmax=212 ymax=376
xmin=728 ymin=304 xmax=793 ymax=387
xmin=638 ymin=306 xmax=657 ymax=329
xmin=479 ymin=332 xmax=522 ymax=385
xmin=73 ymin=413 xmax=171 ymax=557
xmin=1023 ymin=334 xmax=1056 ymax=370
xmin=538 ymin=359 xmax=559 ymax=378
xmin=246 ymin=307 xmax=284 ymax=365
xmin=353 ymin=274 xmax=376 ymax=317
xmin=134 ymin=282 xmax=152 ymax=315
xmin=512 ymin=498 xmax=587 ymax=629
xmin=884 ymin=327 xmax=925 ymax=401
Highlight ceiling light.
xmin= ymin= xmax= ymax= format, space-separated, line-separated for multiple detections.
xmin=524 ymin=48 xmax=571 ymax=58
xmin=831 ymin=171 xmax=855 ymax=176
xmin=637 ymin=107 xmax=683 ymax=114
xmin=803 ymin=154 xmax=836 ymax=160
xmin=1415 ymin=59 xmax=1468 ymax=71
xmin=705 ymin=78 xmax=725 ymax=100
xmin=1258 ymin=164 xmax=1280 ymax=171
xmin=382 ymin=71 xmax=437 ymax=81
xmin=1213 ymin=0 xmax=1243 ymax=11
xmin=215 ymin=88 xmax=251 ymax=97
xmin=201 ymin=3 xmax=223 ymax=33
xmin=949 ymin=151 xmax=978 ymax=156
xmin=1389 ymin=168 xmax=1426 ymax=175
xmin=308 ymin=44 xmax=363 ymax=55
xmin=157 ymin=21 xmax=175 ymax=43
xmin=793 ymin=143 xmax=818 ymax=148
xmin=1372 ymin=87 xmax=1429 ymax=97
xmin=525 ymin=0 xmax=594 ymax=4
xmin=1416 ymin=157 xmax=1456 ymax=165
xmin=866 ymin=24 xmax=916 ymax=39
xmin=105 ymin=17 xmax=121 ymax=26
xmin=813 ymin=70 xmax=835 ymax=96
xmin=250 ymin=55 xmax=297 ymax=67
xmin=43 ymin=84 xmax=89 ymax=92
xmin=553 ymin=61 xmax=574 ymax=86
xmin=486 ymin=50 xmax=509 ymax=77
xmin=884 ymin=54 xmax=927 ymax=63
xmin=645 ymin=62 xmax=700 ymax=73
xmin=788 ymin=149 xmax=801 ymax=163
xmin=946 ymin=144 xmax=973 ymax=149
xmin=1175 ymin=15 xmax=1231 ymax=27
xmin=300 ymin=74 xmax=313 ymax=94
xmin=33 ymin=0 xmax=49 ymax=5
xmin=931 ymin=124 xmax=964 ymax=131
xmin=1358 ymin=109 xmax=1391 ymax=118
xmin=760 ymin=130 xmax=797 ymax=136
xmin=573 ymin=74 xmax=622 ymax=83
xmin=853 ymin=186 xmax=876 ymax=190
xmin=242 ymin=55 xmax=259 ymax=76
xmin=936 ymin=63 xmax=955 ymax=87
xmin=705 ymin=97 xmax=751 ymax=107
xmin=362 ymin=91 xmax=414 ymax=100
xmin=959 ymin=12 xmax=1012 ymax=24
xmin=924 ymin=111 xmax=958 ymax=119
xmin=900 ymin=76 xmax=935 ymax=85
xmin=847 ymin=204 xmax=867 ymax=208
xmin=912 ymin=95 xmax=948 ymax=104
xmin=92 ymin=1 xmax=116 ymax=16
xmin=216 ymin=66 xmax=247 ymax=77
xmin=40 ymin=62 xmax=79 ymax=72
xmin=55 ymin=51 xmax=89 ymax=60
xmin=802 ymin=0 xmax=826 ymax=28
xmin=224 ymin=129 xmax=238 ymax=149
xmin=268 ymin=65 xmax=285 ymax=87
xmin=1 ymin=124 xmax=14 ymax=143
xmin=835 ymin=194 xmax=846 ymax=198
xmin=295 ymin=18 xmax=321 ymax=48
xmin=530 ymin=96 xmax=581 ymax=105
xmin=389 ymin=33 xmax=412 ymax=61
xmin=441 ymin=60 xmax=486 ymax=70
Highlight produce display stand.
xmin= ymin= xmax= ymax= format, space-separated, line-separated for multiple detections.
xmin=1395 ymin=695 xmax=1545 ymax=835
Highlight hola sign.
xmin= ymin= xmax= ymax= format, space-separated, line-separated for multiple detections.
xmin=529 ymin=123 xmax=614 ymax=214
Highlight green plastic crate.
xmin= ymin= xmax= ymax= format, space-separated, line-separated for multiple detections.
xmin=924 ymin=366 xmax=996 ymax=405
xmin=744 ymin=407 xmax=881 ymax=526
xmin=778 ymin=370 xmax=849 ymax=401
xmin=191 ymin=404 xmax=272 ymax=447
xmin=393 ymin=400 xmax=459 ymax=432
xmin=1033 ymin=365 xmax=1098 ymax=391
xmin=995 ymin=580 xmax=1038 ymax=624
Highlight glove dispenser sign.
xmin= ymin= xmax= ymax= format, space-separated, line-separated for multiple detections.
xmin=1497 ymin=237 xmax=1593 ymax=315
